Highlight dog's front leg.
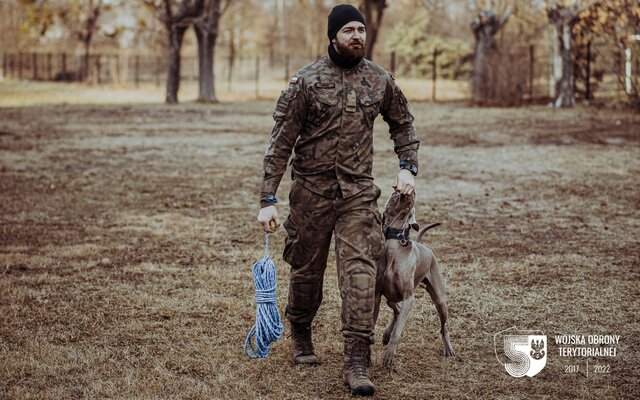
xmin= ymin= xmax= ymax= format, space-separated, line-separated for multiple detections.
xmin=382 ymin=299 xmax=400 ymax=345
xmin=383 ymin=295 xmax=415 ymax=368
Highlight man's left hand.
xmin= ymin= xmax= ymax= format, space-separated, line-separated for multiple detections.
xmin=393 ymin=169 xmax=415 ymax=195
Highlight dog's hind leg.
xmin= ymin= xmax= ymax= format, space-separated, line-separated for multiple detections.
xmin=383 ymin=295 xmax=415 ymax=368
xmin=382 ymin=300 xmax=400 ymax=345
xmin=422 ymin=262 xmax=455 ymax=357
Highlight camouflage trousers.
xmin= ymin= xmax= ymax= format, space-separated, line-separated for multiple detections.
xmin=283 ymin=180 xmax=384 ymax=343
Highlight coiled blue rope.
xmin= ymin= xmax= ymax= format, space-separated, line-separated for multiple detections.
xmin=244 ymin=233 xmax=284 ymax=359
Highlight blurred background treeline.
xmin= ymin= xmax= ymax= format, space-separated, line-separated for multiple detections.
xmin=0 ymin=0 xmax=638 ymax=108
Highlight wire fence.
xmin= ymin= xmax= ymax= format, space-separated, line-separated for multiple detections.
xmin=1 ymin=41 xmax=636 ymax=103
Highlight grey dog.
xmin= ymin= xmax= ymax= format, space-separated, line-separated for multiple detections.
xmin=374 ymin=191 xmax=455 ymax=368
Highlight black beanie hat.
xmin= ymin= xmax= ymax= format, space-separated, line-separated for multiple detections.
xmin=327 ymin=4 xmax=365 ymax=40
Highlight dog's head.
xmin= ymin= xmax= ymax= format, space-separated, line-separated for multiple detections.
xmin=382 ymin=191 xmax=419 ymax=231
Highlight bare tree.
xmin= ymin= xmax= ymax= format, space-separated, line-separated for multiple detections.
xmin=546 ymin=0 xmax=597 ymax=108
xmin=470 ymin=4 xmax=511 ymax=103
xmin=77 ymin=0 xmax=103 ymax=81
xmin=547 ymin=3 xmax=579 ymax=107
xmin=144 ymin=0 xmax=202 ymax=103
xmin=359 ymin=0 xmax=387 ymax=61
xmin=20 ymin=0 xmax=107 ymax=81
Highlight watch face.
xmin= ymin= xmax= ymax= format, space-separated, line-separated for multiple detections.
xmin=404 ymin=165 xmax=417 ymax=175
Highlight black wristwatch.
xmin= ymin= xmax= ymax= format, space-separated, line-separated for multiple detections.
xmin=265 ymin=195 xmax=278 ymax=204
xmin=399 ymin=160 xmax=418 ymax=176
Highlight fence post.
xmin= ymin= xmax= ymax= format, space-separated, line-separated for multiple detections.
xmin=227 ymin=54 xmax=233 ymax=92
xmin=635 ymin=46 xmax=640 ymax=95
xmin=32 ymin=53 xmax=38 ymax=80
xmin=134 ymin=54 xmax=140 ymax=87
xmin=390 ymin=51 xmax=396 ymax=76
xmin=617 ymin=49 xmax=624 ymax=97
xmin=431 ymin=48 xmax=438 ymax=102
xmin=46 ymin=53 xmax=52 ymax=80
xmin=586 ymin=41 xmax=592 ymax=100
xmin=18 ymin=52 xmax=23 ymax=80
xmin=61 ymin=53 xmax=67 ymax=80
xmin=96 ymin=54 xmax=102 ymax=84
xmin=529 ymin=45 xmax=534 ymax=99
xmin=155 ymin=56 xmax=161 ymax=87
xmin=8 ymin=54 xmax=13 ymax=79
xmin=77 ymin=54 xmax=83 ymax=81
xmin=284 ymin=54 xmax=289 ymax=83
xmin=255 ymin=56 xmax=260 ymax=99
xmin=109 ymin=54 xmax=121 ymax=84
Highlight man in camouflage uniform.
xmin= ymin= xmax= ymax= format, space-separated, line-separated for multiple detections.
xmin=257 ymin=4 xmax=419 ymax=396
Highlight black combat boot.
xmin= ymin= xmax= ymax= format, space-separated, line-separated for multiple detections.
xmin=291 ymin=323 xmax=318 ymax=365
xmin=342 ymin=337 xmax=374 ymax=396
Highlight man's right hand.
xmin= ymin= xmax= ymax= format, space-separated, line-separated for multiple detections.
xmin=257 ymin=205 xmax=280 ymax=233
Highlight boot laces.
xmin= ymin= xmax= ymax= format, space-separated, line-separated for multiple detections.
xmin=348 ymin=346 xmax=368 ymax=377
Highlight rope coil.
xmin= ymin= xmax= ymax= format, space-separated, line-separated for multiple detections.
xmin=244 ymin=233 xmax=284 ymax=359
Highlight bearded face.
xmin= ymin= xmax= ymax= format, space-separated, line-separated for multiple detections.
xmin=332 ymin=21 xmax=366 ymax=63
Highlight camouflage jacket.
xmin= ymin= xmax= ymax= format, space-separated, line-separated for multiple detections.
xmin=260 ymin=56 xmax=419 ymax=207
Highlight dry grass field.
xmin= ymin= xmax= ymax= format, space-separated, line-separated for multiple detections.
xmin=0 ymin=81 xmax=639 ymax=399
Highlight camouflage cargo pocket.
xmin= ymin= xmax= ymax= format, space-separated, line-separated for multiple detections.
xmin=282 ymin=214 xmax=312 ymax=267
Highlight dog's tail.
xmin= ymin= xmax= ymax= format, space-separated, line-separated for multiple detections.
xmin=416 ymin=222 xmax=441 ymax=243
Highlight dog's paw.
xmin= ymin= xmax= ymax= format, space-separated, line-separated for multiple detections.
xmin=443 ymin=346 xmax=456 ymax=357
xmin=383 ymin=348 xmax=396 ymax=368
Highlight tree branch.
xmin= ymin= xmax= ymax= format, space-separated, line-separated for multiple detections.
xmin=498 ymin=3 xmax=512 ymax=29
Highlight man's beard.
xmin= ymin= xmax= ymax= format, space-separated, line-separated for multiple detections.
xmin=335 ymin=39 xmax=365 ymax=63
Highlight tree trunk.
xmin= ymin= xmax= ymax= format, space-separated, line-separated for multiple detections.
xmin=548 ymin=6 xmax=577 ymax=108
xmin=81 ymin=0 xmax=102 ymax=82
xmin=227 ymin=23 xmax=236 ymax=92
xmin=195 ymin=0 xmax=222 ymax=103
xmin=195 ymin=26 xmax=218 ymax=103
xmin=554 ymin=22 xmax=575 ymax=107
xmin=470 ymin=8 xmax=510 ymax=104
xmin=165 ymin=26 xmax=187 ymax=104
xmin=360 ymin=0 xmax=386 ymax=61
xmin=471 ymin=33 xmax=492 ymax=103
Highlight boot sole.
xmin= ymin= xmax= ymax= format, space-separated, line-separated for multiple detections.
xmin=350 ymin=385 xmax=375 ymax=396
xmin=293 ymin=354 xmax=319 ymax=365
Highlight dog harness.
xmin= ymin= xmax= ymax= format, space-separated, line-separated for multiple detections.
xmin=383 ymin=225 xmax=411 ymax=246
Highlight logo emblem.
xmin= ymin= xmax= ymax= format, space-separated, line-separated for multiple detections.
xmin=495 ymin=327 xmax=547 ymax=377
